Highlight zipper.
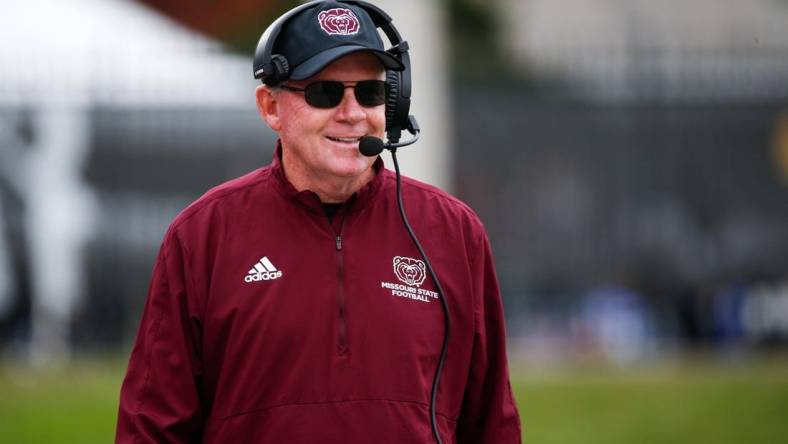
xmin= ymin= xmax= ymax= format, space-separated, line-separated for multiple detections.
xmin=335 ymin=233 xmax=348 ymax=355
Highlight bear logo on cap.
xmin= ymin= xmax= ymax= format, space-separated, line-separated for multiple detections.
xmin=318 ymin=8 xmax=360 ymax=35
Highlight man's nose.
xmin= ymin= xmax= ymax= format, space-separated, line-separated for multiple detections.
xmin=335 ymin=86 xmax=366 ymax=122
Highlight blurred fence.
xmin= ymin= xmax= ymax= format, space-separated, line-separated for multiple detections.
xmin=2 ymin=90 xmax=788 ymax=361
xmin=454 ymin=88 xmax=788 ymax=360
xmin=0 ymin=106 xmax=275 ymax=353
xmin=83 ymin=106 xmax=275 ymax=348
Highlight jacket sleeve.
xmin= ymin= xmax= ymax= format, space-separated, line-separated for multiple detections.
xmin=116 ymin=228 xmax=205 ymax=443
xmin=456 ymin=231 xmax=522 ymax=443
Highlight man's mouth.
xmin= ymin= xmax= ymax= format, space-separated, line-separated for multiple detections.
xmin=326 ymin=136 xmax=362 ymax=143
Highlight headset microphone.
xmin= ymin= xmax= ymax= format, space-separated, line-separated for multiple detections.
xmin=358 ymin=130 xmax=420 ymax=156
xmin=358 ymin=136 xmax=385 ymax=157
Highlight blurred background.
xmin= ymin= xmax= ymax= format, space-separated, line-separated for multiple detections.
xmin=1 ymin=0 xmax=787 ymax=443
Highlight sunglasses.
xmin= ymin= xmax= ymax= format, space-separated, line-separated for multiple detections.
xmin=277 ymin=80 xmax=387 ymax=109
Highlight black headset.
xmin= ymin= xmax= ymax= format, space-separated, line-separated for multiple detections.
xmin=253 ymin=0 xmax=413 ymax=143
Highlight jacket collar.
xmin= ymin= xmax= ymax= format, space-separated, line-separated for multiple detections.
xmin=269 ymin=140 xmax=387 ymax=213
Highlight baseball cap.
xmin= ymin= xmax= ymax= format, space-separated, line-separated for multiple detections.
xmin=275 ymin=1 xmax=405 ymax=80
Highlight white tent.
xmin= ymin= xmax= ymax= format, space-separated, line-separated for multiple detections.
xmin=0 ymin=0 xmax=254 ymax=362
xmin=0 ymin=0 xmax=254 ymax=107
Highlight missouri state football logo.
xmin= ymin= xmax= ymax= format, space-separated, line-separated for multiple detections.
xmin=317 ymin=8 xmax=360 ymax=35
xmin=380 ymin=256 xmax=437 ymax=303
xmin=393 ymin=256 xmax=427 ymax=287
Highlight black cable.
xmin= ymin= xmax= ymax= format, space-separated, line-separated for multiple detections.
xmin=390 ymin=148 xmax=451 ymax=444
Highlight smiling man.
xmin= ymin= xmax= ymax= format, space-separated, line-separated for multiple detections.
xmin=116 ymin=1 xmax=521 ymax=443
xmin=257 ymin=51 xmax=385 ymax=203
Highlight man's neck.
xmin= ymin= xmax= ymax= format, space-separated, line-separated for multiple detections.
xmin=281 ymin=153 xmax=375 ymax=203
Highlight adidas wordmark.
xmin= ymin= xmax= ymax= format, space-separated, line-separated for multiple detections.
xmin=244 ymin=256 xmax=283 ymax=282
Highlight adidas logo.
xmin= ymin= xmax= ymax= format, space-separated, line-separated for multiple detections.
xmin=244 ymin=256 xmax=283 ymax=283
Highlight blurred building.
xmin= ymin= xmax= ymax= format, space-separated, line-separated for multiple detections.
xmin=500 ymin=0 xmax=788 ymax=102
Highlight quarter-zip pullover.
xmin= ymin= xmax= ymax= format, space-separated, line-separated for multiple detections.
xmin=116 ymin=145 xmax=521 ymax=443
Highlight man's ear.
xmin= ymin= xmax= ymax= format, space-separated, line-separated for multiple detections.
xmin=255 ymin=84 xmax=281 ymax=131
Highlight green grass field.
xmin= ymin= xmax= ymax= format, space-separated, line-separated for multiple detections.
xmin=1 ymin=356 xmax=787 ymax=443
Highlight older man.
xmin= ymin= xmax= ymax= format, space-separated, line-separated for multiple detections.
xmin=116 ymin=1 xmax=521 ymax=443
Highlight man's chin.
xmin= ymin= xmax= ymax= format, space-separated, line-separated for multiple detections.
xmin=324 ymin=158 xmax=376 ymax=179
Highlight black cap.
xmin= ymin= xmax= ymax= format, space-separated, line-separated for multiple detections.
xmin=275 ymin=1 xmax=404 ymax=80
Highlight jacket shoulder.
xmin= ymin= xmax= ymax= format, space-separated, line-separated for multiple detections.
xmin=396 ymin=171 xmax=483 ymax=224
xmin=382 ymin=170 xmax=487 ymax=244
xmin=169 ymin=166 xmax=273 ymax=232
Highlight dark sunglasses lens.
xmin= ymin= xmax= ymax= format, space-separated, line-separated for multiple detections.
xmin=304 ymin=81 xmax=344 ymax=108
xmin=302 ymin=80 xmax=387 ymax=108
xmin=355 ymin=80 xmax=386 ymax=107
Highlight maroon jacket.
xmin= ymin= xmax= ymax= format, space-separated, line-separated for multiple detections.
xmin=116 ymin=147 xmax=521 ymax=443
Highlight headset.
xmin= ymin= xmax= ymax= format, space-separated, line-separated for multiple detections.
xmin=253 ymin=3 xmax=448 ymax=443
xmin=253 ymin=0 xmax=415 ymax=144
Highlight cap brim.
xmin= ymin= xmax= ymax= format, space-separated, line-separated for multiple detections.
xmin=290 ymin=45 xmax=405 ymax=80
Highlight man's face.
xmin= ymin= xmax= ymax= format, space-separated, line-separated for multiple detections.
xmin=261 ymin=52 xmax=386 ymax=184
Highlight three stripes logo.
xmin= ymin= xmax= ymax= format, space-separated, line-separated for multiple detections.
xmin=244 ymin=256 xmax=283 ymax=283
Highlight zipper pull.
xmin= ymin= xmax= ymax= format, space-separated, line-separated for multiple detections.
xmin=335 ymin=235 xmax=343 ymax=251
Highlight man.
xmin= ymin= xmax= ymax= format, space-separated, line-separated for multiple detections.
xmin=116 ymin=1 xmax=521 ymax=443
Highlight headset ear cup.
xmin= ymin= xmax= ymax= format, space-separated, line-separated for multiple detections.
xmin=265 ymin=54 xmax=290 ymax=86
xmin=385 ymin=70 xmax=400 ymax=131
xmin=385 ymin=69 xmax=411 ymax=142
